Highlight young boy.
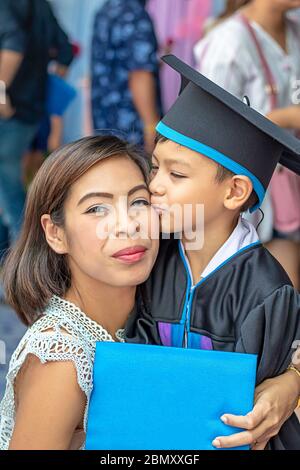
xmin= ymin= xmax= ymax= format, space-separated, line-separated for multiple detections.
xmin=124 ymin=55 xmax=300 ymax=449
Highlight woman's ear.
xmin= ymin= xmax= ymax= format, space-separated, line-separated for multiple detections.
xmin=41 ymin=214 xmax=68 ymax=255
xmin=223 ymin=175 xmax=253 ymax=211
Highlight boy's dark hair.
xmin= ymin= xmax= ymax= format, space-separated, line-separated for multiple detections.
xmin=155 ymin=132 xmax=258 ymax=212
xmin=2 ymin=135 xmax=150 ymax=326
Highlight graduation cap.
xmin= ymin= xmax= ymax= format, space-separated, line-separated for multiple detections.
xmin=156 ymin=55 xmax=300 ymax=212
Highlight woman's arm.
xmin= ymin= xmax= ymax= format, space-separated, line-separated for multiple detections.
xmin=9 ymin=354 xmax=86 ymax=450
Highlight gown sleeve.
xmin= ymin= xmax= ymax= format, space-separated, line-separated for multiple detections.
xmin=235 ymin=284 xmax=300 ymax=383
xmin=235 ymin=284 xmax=300 ymax=450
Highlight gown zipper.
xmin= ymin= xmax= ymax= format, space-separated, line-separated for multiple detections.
xmin=183 ymin=286 xmax=195 ymax=348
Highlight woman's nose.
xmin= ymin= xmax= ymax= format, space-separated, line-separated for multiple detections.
xmin=115 ymin=211 xmax=140 ymax=238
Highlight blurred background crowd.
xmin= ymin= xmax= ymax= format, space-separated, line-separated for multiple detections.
xmin=0 ymin=0 xmax=300 ymax=397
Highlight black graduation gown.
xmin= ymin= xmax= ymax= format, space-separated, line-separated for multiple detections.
xmin=125 ymin=239 xmax=300 ymax=450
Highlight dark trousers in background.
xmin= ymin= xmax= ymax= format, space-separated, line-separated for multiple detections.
xmin=0 ymin=117 xmax=37 ymax=257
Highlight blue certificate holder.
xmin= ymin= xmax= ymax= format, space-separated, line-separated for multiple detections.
xmin=86 ymin=342 xmax=257 ymax=450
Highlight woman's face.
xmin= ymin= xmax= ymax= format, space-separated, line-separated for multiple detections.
xmin=61 ymin=156 xmax=159 ymax=288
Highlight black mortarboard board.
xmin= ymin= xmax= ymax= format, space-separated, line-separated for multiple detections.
xmin=156 ymin=55 xmax=300 ymax=212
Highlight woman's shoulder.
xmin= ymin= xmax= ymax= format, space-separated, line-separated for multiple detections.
xmin=9 ymin=352 xmax=87 ymax=450
xmin=197 ymin=14 xmax=250 ymax=48
xmin=195 ymin=14 xmax=252 ymax=65
xmin=0 ymin=298 xmax=99 ymax=446
xmin=7 ymin=295 xmax=116 ymax=397
xmin=17 ymin=306 xmax=93 ymax=356
xmin=14 ymin=352 xmax=86 ymax=407
xmin=42 ymin=295 xmax=115 ymax=343
xmin=7 ymin=302 xmax=96 ymax=397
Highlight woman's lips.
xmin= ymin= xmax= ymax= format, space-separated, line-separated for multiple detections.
xmin=112 ymin=246 xmax=147 ymax=264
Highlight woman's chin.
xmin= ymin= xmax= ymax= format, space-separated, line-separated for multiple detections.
xmin=129 ymin=269 xmax=152 ymax=286
xmin=112 ymin=267 xmax=152 ymax=287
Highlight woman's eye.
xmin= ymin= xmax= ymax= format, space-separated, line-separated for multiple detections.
xmin=86 ymin=205 xmax=110 ymax=216
xmin=132 ymin=199 xmax=150 ymax=207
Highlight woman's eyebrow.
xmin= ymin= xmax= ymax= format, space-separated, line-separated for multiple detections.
xmin=77 ymin=192 xmax=113 ymax=206
xmin=77 ymin=185 xmax=149 ymax=206
xmin=128 ymin=184 xmax=149 ymax=197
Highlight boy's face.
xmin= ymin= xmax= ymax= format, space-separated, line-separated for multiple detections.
xmin=150 ymin=140 xmax=228 ymax=235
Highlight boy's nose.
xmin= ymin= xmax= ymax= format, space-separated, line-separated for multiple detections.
xmin=149 ymin=177 xmax=166 ymax=197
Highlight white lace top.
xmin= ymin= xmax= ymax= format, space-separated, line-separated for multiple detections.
xmin=0 ymin=295 xmax=125 ymax=450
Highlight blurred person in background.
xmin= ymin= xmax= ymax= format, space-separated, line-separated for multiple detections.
xmin=0 ymin=0 xmax=73 ymax=262
xmin=91 ymin=0 xmax=161 ymax=154
xmin=22 ymin=64 xmax=78 ymax=188
xmin=48 ymin=0 xmax=106 ymax=142
xmin=194 ymin=0 xmax=300 ymax=289
xmin=147 ymin=0 xmax=211 ymax=113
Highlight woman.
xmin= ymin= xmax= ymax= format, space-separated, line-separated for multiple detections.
xmin=194 ymin=0 xmax=300 ymax=289
xmin=0 ymin=135 xmax=160 ymax=450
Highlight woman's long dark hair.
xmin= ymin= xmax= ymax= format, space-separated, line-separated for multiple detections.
xmin=2 ymin=136 xmax=150 ymax=326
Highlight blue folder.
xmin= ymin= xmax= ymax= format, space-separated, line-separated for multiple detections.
xmin=86 ymin=342 xmax=257 ymax=450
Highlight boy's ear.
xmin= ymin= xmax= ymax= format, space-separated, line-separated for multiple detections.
xmin=40 ymin=214 xmax=68 ymax=255
xmin=223 ymin=175 xmax=253 ymax=211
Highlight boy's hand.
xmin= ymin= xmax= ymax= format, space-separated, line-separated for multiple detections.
xmin=212 ymin=371 xmax=300 ymax=450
